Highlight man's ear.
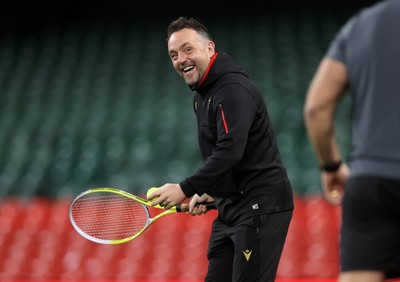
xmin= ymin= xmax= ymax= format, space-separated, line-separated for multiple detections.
xmin=208 ymin=41 xmax=216 ymax=56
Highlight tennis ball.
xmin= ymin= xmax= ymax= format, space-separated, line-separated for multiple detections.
xmin=146 ymin=187 xmax=159 ymax=199
xmin=146 ymin=187 xmax=163 ymax=208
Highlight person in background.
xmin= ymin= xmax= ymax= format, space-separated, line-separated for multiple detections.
xmin=147 ymin=16 xmax=294 ymax=281
xmin=303 ymin=0 xmax=400 ymax=281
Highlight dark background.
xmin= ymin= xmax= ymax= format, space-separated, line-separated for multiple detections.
xmin=1 ymin=0 xmax=379 ymax=34
xmin=0 ymin=0 xmax=382 ymax=198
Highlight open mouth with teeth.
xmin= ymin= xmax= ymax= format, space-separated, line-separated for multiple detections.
xmin=183 ymin=66 xmax=195 ymax=73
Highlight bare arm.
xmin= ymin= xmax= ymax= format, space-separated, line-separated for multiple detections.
xmin=303 ymin=57 xmax=350 ymax=205
xmin=304 ymin=57 xmax=347 ymax=164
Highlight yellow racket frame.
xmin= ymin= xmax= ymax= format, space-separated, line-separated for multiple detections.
xmin=69 ymin=187 xmax=182 ymax=244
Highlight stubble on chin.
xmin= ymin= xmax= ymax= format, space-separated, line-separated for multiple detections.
xmin=184 ymin=75 xmax=199 ymax=87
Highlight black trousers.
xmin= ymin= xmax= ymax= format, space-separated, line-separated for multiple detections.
xmin=205 ymin=210 xmax=293 ymax=282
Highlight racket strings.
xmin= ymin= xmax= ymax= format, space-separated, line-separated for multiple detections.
xmin=71 ymin=192 xmax=148 ymax=241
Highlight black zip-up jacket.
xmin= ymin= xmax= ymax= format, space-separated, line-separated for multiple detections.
xmin=179 ymin=51 xmax=293 ymax=224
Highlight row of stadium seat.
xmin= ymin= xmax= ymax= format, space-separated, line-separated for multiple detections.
xmin=0 ymin=196 xmax=340 ymax=280
xmin=0 ymin=13 xmax=352 ymax=199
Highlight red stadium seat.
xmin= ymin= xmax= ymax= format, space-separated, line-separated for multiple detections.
xmin=0 ymin=196 xmax=341 ymax=281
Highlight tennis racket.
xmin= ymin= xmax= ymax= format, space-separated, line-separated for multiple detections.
xmin=69 ymin=187 xmax=216 ymax=244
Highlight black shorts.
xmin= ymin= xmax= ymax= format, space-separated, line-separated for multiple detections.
xmin=204 ymin=210 xmax=293 ymax=282
xmin=341 ymin=175 xmax=400 ymax=278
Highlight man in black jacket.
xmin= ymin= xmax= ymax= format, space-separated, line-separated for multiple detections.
xmin=148 ymin=16 xmax=294 ymax=281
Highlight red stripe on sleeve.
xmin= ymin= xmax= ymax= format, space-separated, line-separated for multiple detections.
xmin=219 ymin=104 xmax=229 ymax=133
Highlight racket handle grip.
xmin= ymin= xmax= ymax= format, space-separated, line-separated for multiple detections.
xmin=177 ymin=201 xmax=217 ymax=212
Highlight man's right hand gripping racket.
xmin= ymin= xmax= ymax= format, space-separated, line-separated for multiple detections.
xmin=69 ymin=187 xmax=216 ymax=245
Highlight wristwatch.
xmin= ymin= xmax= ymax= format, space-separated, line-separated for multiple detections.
xmin=320 ymin=160 xmax=342 ymax=172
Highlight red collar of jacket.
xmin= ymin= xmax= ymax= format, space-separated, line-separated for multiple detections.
xmin=197 ymin=51 xmax=219 ymax=87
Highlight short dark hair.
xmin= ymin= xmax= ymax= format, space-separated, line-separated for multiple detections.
xmin=166 ymin=17 xmax=212 ymax=42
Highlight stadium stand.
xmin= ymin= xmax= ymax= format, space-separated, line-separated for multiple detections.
xmin=0 ymin=13 xmax=353 ymax=198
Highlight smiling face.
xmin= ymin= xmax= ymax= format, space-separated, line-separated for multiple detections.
xmin=167 ymin=28 xmax=215 ymax=87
